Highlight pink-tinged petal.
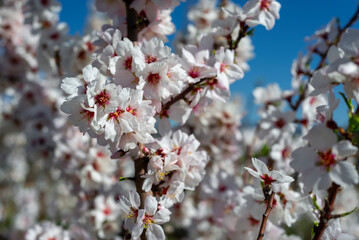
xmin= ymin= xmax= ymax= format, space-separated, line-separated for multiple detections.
xmin=305 ymin=124 xmax=337 ymax=151
xmin=251 ymin=158 xmax=269 ymax=175
xmin=145 ymin=196 xmax=157 ymax=216
xmin=146 ymin=224 xmax=165 ymax=240
xmin=330 ymin=161 xmax=359 ymax=187
xmin=290 ymin=146 xmax=317 ymax=172
xmin=332 ymin=140 xmax=358 ymax=158
xmin=244 ymin=167 xmax=260 ymax=179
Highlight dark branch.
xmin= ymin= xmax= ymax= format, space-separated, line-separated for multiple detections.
xmin=257 ymin=192 xmax=275 ymax=240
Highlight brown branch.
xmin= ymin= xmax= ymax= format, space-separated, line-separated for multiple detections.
xmin=257 ymin=192 xmax=275 ymax=240
xmin=312 ymin=183 xmax=341 ymax=240
xmin=124 ymin=2 xmax=148 ymax=239
xmin=231 ymin=21 xmax=250 ymax=50
xmin=159 ymin=77 xmax=213 ymax=116
xmin=134 ymin=143 xmax=153 ymax=209
xmin=124 ymin=0 xmax=138 ymax=41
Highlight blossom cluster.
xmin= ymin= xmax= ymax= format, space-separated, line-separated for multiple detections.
xmin=1 ymin=0 xmax=359 ymax=240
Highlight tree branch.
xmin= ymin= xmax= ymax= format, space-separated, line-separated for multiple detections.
xmin=231 ymin=21 xmax=249 ymax=50
xmin=124 ymin=0 xmax=138 ymax=41
xmin=312 ymin=182 xmax=341 ymax=240
xmin=159 ymin=77 xmax=213 ymax=116
xmin=257 ymin=192 xmax=275 ymax=240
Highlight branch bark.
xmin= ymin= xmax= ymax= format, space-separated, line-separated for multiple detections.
xmin=124 ymin=0 xmax=138 ymax=41
xmin=312 ymin=183 xmax=341 ymax=240
xmin=124 ymin=2 xmax=149 ymax=239
xmin=159 ymin=77 xmax=213 ymax=116
xmin=257 ymin=192 xmax=275 ymax=240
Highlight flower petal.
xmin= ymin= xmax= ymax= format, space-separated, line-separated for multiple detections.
xmin=329 ymin=161 xmax=359 ymax=187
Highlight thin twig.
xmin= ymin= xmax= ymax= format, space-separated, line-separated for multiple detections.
xmin=159 ymin=77 xmax=213 ymax=116
xmin=231 ymin=21 xmax=249 ymax=50
xmin=257 ymin=192 xmax=275 ymax=240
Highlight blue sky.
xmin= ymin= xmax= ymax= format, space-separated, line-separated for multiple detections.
xmin=59 ymin=0 xmax=358 ymax=124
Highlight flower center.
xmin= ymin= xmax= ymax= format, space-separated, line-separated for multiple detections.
xmin=107 ymin=107 xmax=125 ymax=123
xmin=126 ymin=106 xmax=137 ymax=116
xmin=260 ymin=0 xmax=271 ymax=10
xmin=155 ymin=170 xmax=170 ymax=182
xmin=317 ymin=150 xmax=336 ymax=170
xmin=144 ymin=214 xmax=155 ymax=228
xmin=220 ymin=63 xmax=227 ymax=73
xmin=80 ymin=109 xmax=94 ymax=122
xmin=124 ymin=57 xmax=132 ymax=70
xmin=189 ymin=67 xmax=200 ymax=78
xmin=94 ymin=90 xmax=111 ymax=108
xmin=126 ymin=208 xmax=138 ymax=219
xmin=103 ymin=206 xmax=111 ymax=216
xmin=146 ymin=55 xmax=157 ymax=64
xmin=260 ymin=174 xmax=276 ymax=185
xmin=147 ymin=73 xmax=161 ymax=84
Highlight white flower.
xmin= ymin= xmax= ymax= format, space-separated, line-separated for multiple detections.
xmin=214 ymin=47 xmax=244 ymax=86
xmin=132 ymin=196 xmax=171 ymax=240
xmin=242 ymin=0 xmax=281 ymax=30
xmin=291 ymin=124 xmax=359 ymax=193
xmin=244 ymin=158 xmax=294 ymax=190
xmin=25 ymin=221 xmax=70 ymax=240
xmin=142 ymin=155 xmax=181 ymax=192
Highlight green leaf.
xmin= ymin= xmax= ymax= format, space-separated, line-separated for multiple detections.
xmin=348 ymin=114 xmax=359 ymax=133
xmin=339 ymin=92 xmax=354 ymax=113
xmin=333 ymin=207 xmax=357 ymax=218
xmin=246 ymin=28 xmax=255 ymax=36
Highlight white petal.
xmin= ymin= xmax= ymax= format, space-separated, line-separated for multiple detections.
xmin=332 ymin=140 xmax=358 ymax=158
xmin=244 ymin=167 xmax=260 ymax=179
xmin=145 ymin=196 xmax=157 ymax=216
xmin=305 ymin=124 xmax=337 ymax=151
xmin=146 ymin=224 xmax=165 ymax=240
xmin=251 ymin=158 xmax=269 ymax=175
xmin=329 ymin=161 xmax=359 ymax=187
xmin=290 ymin=146 xmax=317 ymax=172
xmin=129 ymin=191 xmax=141 ymax=209
xmin=153 ymin=208 xmax=171 ymax=224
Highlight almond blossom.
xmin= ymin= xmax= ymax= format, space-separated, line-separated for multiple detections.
xmin=291 ymin=124 xmax=359 ymax=193
xmin=242 ymin=0 xmax=281 ymax=30
xmin=244 ymin=158 xmax=294 ymax=191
